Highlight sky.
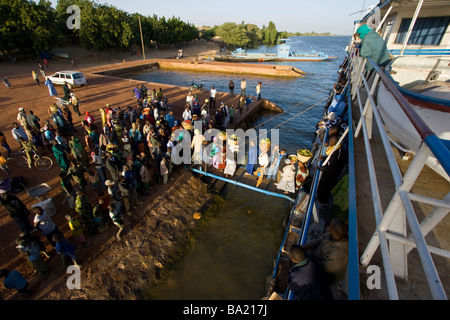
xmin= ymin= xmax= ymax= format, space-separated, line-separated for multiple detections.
xmin=48 ymin=0 xmax=379 ymax=36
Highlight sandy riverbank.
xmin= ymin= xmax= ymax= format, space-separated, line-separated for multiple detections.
xmin=0 ymin=39 xmax=274 ymax=300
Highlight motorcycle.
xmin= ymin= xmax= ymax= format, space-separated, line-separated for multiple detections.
xmin=188 ymin=82 xmax=205 ymax=93
xmin=2 ymin=77 xmax=11 ymax=88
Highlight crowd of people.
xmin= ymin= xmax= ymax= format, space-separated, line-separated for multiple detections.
xmin=0 ymin=55 xmax=351 ymax=300
xmin=0 ymin=81 xmax=181 ymax=297
xmin=0 ymin=73 xmax=271 ymax=298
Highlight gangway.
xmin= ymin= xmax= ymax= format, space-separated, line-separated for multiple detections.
xmin=188 ymin=166 xmax=296 ymax=203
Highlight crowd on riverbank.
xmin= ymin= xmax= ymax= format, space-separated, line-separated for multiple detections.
xmin=0 ymin=45 xmax=350 ymax=300
xmin=0 ymin=69 xmax=281 ymax=299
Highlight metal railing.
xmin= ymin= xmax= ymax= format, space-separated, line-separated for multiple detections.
xmin=350 ymin=50 xmax=450 ymax=299
xmin=285 ymin=82 xmax=361 ymax=300
xmin=346 ymin=74 xmax=361 ymax=301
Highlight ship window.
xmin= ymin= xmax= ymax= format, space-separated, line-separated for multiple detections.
xmin=395 ymin=16 xmax=450 ymax=45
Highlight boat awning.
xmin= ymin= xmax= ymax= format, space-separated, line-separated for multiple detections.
xmin=358 ymin=0 xmax=450 ymax=22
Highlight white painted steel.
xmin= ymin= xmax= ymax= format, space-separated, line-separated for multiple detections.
xmin=399 ymin=0 xmax=425 ymax=56
xmin=355 ymin=87 xmax=399 ymax=299
xmin=352 ymin=54 xmax=448 ymax=299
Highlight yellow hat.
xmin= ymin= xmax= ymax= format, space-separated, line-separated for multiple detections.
xmin=193 ymin=212 xmax=202 ymax=219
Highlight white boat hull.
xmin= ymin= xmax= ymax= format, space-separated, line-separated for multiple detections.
xmin=377 ymin=81 xmax=450 ymax=181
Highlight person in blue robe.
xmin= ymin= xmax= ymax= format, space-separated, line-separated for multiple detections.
xmin=45 ymin=78 xmax=58 ymax=96
xmin=246 ymin=139 xmax=259 ymax=175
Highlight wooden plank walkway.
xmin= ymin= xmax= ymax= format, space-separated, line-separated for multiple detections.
xmin=195 ymin=165 xmax=289 ymax=196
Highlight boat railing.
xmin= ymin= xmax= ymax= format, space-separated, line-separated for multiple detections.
xmin=283 ymin=128 xmax=329 ymax=300
xmin=283 ymin=81 xmax=360 ymax=300
xmin=349 ymin=49 xmax=450 ymax=299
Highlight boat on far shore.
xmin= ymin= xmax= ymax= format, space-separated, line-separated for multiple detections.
xmin=214 ymin=39 xmax=337 ymax=62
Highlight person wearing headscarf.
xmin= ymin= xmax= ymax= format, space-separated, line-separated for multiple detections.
xmin=296 ymin=149 xmax=312 ymax=191
xmin=52 ymin=140 xmax=70 ymax=172
xmin=68 ymin=160 xmax=87 ymax=192
xmin=277 ymin=158 xmax=296 ymax=194
xmin=75 ymin=190 xmax=98 ymax=235
xmin=45 ymin=78 xmax=58 ymax=96
xmin=69 ymin=136 xmax=89 ymax=166
xmin=83 ymin=112 xmax=94 ymax=128
xmin=355 ymin=24 xmax=391 ymax=71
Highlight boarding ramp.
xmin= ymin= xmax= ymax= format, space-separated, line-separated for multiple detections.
xmin=189 ymin=166 xmax=296 ymax=203
xmin=349 ymin=49 xmax=450 ymax=299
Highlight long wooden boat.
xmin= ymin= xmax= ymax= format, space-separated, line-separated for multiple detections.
xmin=214 ymin=40 xmax=331 ymax=62
xmin=378 ymin=55 xmax=450 ymax=180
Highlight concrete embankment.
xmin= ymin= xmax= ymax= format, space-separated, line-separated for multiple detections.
xmin=158 ymin=59 xmax=305 ymax=77
xmin=92 ymin=58 xmax=305 ymax=78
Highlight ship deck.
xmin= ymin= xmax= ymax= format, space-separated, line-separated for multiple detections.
xmin=352 ymin=95 xmax=450 ymax=300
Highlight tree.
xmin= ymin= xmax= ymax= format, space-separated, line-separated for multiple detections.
xmin=0 ymin=0 xmax=62 ymax=57
xmin=245 ymin=23 xmax=263 ymax=48
xmin=215 ymin=22 xmax=251 ymax=48
xmin=1 ymin=0 xmax=200 ymax=55
xmin=200 ymin=29 xmax=215 ymax=41
xmin=262 ymin=21 xmax=278 ymax=45
xmin=56 ymin=0 xmax=133 ymax=51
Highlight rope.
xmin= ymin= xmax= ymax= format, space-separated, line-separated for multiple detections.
xmin=239 ymin=95 xmax=329 ymax=149
xmin=264 ymin=96 xmax=329 ymax=133
xmin=253 ymin=88 xmax=329 ymax=129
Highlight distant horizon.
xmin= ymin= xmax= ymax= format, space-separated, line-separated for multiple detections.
xmin=43 ymin=0 xmax=376 ymax=36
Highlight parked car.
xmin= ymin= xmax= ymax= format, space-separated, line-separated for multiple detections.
xmin=47 ymin=71 xmax=87 ymax=88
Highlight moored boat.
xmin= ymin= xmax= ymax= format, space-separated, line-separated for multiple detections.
xmin=360 ymin=0 xmax=450 ymax=181
xmin=214 ymin=39 xmax=333 ymax=62
xmin=266 ymin=0 xmax=450 ymax=301
xmin=378 ymin=55 xmax=450 ymax=180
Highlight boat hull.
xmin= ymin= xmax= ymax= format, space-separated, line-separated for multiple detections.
xmin=377 ymin=81 xmax=450 ymax=181
xmin=214 ymin=56 xmax=329 ymax=62
xmin=213 ymin=56 xmax=276 ymax=62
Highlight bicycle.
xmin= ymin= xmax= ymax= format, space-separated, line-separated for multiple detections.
xmin=55 ymin=97 xmax=71 ymax=108
xmin=130 ymin=89 xmax=137 ymax=100
xmin=188 ymin=82 xmax=205 ymax=93
xmin=15 ymin=150 xmax=53 ymax=170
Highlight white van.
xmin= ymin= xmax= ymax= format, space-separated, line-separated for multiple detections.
xmin=48 ymin=71 xmax=87 ymax=88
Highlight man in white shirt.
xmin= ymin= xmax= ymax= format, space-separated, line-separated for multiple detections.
xmin=240 ymin=79 xmax=247 ymax=97
xmin=186 ymin=92 xmax=194 ymax=111
xmin=210 ymin=86 xmax=217 ymax=111
xmin=182 ymin=106 xmax=192 ymax=121
xmin=33 ymin=206 xmax=62 ymax=247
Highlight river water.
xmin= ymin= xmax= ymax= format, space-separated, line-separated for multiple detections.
xmin=123 ymin=36 xmax=350 ymax=299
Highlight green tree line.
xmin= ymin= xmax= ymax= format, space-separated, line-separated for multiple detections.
xmin=0 ymin=0 xmax=62 ymax=57
xmin=0 ymin=0 xmax=333 ymax=58
xmin=202 ymin=21 xmax=334 ymax=49
xmin=210 ymin=21 xmax=279 ymax=48
xmin=0 ymin=0 xmax=199 ymax=57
